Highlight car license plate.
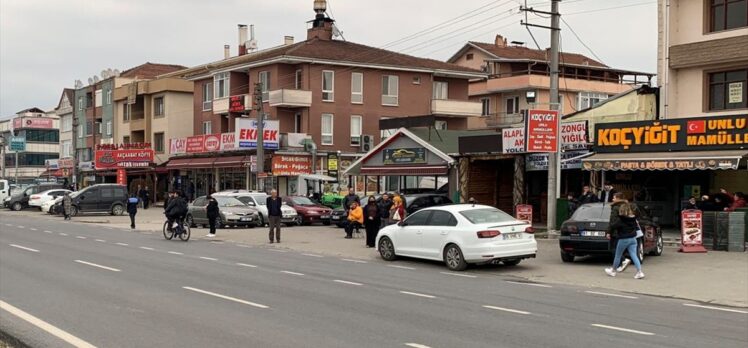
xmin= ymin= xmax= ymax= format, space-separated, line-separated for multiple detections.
xmin=332 ymin=216 xmax=340 ymax=220
xmin=240 ymin=217 xmax=252 ymax=222
xmin=582 ymin=231 xmax=606 ymax=237
xmin=503 ymin=233 xmax=521 ymax=240
xmin=321 ymin=215 xmax=330 ymax=219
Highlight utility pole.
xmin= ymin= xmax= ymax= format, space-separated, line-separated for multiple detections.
xmin=254 ymin=83 xmax=265 ymax=192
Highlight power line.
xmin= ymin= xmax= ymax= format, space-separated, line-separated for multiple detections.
xmin=419 ymin=14 xmax=523 ymax=57
xmin=565 ymin=1 xmax=655 ymax=16
xmin=560 ymin=16 xmax=605 ymax=65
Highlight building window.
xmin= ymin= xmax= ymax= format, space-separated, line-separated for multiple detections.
xmin=154 ymin=96 xmax=165 ymax=117
xmin=505 ymin=96 xmax=520 ymax=114
xmin=202 ymin=82 xmax=213 ymax=111
xmin=214 ymin=72 xmax=229 ymax=98
xmin=86 ymin=121 xmax=93 ymax=136
xmin=61 ymin=140 xmax=72 ymax=157
xmin=78 ymin=96 xmax=84 ymax=111
xmin=106 ymin=90 xmax=112 ymax=105
xmin=481 ymin=97 xmax=491 ymax=116
xmin=710 ymin=0 xmax=748 ymax=32
xmin=382 ymin=75 xmax=399 ymax=106
xmin=351 ymin=72 xmax=363 ymax=104
xmin=294 ymin=113 xmax=302 ymax=133
xmin=709 ymin=68 xmax=748 ymax=110
xmin=466 ymin=53 xmax=474 ymax=61
xmin=202 ymin=121 xmax=212 ymax=135
xmin=123 ymin=104 xmax=130 ymax=121
xmin=259 ymin=71 xmax=270 ymax=101
xmin=154 ymin=132 xmax=165 ymax=153
xmin=106 ymin=121 xmax=112 ymax=136
xmin=24 ymin=130 xmax=59 ymax=143
xmin=322 ymin=70 xmax=335 ymax=102
xmin=435 ymin=120 xmax=447 ymax=130
xmin=295 ymin=69 xmax=303 ymax=89
xmin=433 ymin=81 xmax=448 ymax=100
xmin=123 ymin=136 xmax=131 ymax=144
xmin=321 ymin=114 xmax=333 ymax=145
xmin=577 ymin=92 xmax=608 ymax=110
xmin=95 ymin=89 xmax=102 ymax=107
xmin=61 ymin=115 xmax=73 ymax=132
xmin=350 ymin=115 xmax=362 ymax=146
xmin=78 ymin=122 xmax=84 ymax=138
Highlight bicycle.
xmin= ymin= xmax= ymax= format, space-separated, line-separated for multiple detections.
xmin=163 ymin=217 xmax=190 ymax=241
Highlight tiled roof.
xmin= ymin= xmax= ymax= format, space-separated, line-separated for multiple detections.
xmin=119 ymin=62 xmax=188 ymax=79
xmin=469 ymin=41 xmax=607 ymax=68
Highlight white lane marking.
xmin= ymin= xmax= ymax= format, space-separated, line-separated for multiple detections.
xmin=483 ymin=305 xmax=531 ymax=315
xmin=405 ymin=344 xmax=432 ymax=348
xmin=59 ymin=233 xmax=68 ymax=236
xmin=236 ymin=244 xmax=252 ymax=248
xmin=199 ymin=256 xmax=218 ymax=261
xmin=585 ymin=291 xmax=638 ymax=299
xmin=95 ymin=239 xmax=106 ymax=243
xmin=76 ymin=236 xmax=87 ymax=239
xmin=17 ymin=226 xmax=24 ymax=229
xmin=302 ymin=253 xmax=324 ymax=258
xmin=683 ymin=303 xmax=748 ymax=314
xmin=268 ymin=249 xmax=288 ymax=253
xmin=334 ymin=280 xmax=363 ymax=286
xmin=74 ymin=260 xmax=121 ymax=272
xmin=29 ymin=228 xmax=38 ymax=231
xmin=115 ymin=243 xmax=128 ymax=246
xmin=341 ymin=258 xmax=368 ymax=263
xmin=9 ymin=244 xmax=40 ymax=253
xmin=168 ymin=251 xmax=184 ymax=255
xmin=280 ymin=271 xmax=304 ymax=276
xmin=506 ymin=281 xmax=552 ymax=288
xmin=0 ymin=300 xmax=97 ymax=348
xmin=3 ymin=224 xmax=11 ymax=226
xmin=591 ymin=324 xmax=655 ymax=336
xmin=139 ymin=246 xmax=155 ymax=251
xmin=236 ymin=263 xmax=257 ymax=268
xmin=440 ymin=272 xmax=477 ymax=278
xmin=44 ymin=230 xmax=53 ymax=234
xmin=182 ymin=287 xmax=268 ymax=309
xmin=209 ymin=241 xmax=224 ymax=244
xmin=389 ymin=265 xmax=416 ymax=270
xmin=399 ymin=291 xmax=436 ymax=299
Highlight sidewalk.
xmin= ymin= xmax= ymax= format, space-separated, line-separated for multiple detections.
xmin=19 ymin=208 xmax=748 ymax=308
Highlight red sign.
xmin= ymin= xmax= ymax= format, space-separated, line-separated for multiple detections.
xmin=97 ymin=143 xmax=151 ymax=150
xmin=220 ymin=132 xmax=236 ymax=151
xmin=117 ymin=169 xmax=127 ymax=186
xmin=526 ymin=109 xmax=559 ymax=153
xmin=95 ymin=150 xmax=154 ymax=170
xmin=686 ymin=120 xmax=706 ymax=134
xmin=680 ymin=210 xmax=707 ymax=253
xmin=186 ymin=135 xmax=206 ymax=153
xmin=271 ymin=155 xmax=312 ymax=176
xmin=229 ymin=95 xmax=246 ymax=113
xmin=515 ymin=204 xmax=533 ymax=223
xmin=58 ymin=158 xmax=75 ymax=169
xmin=204 ymin=134 xmax=221 ymax=152
xmin=13 ymin=117 xmax=54 ymax=129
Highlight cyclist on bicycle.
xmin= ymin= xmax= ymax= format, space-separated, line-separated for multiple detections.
xmin=164 ymin=190 xmax=188 ymax=232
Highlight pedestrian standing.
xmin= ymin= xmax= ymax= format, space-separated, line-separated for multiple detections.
xmin=605 ymin=200 xmax=645 ymax=279
xmin=127 ymin=194 xmax=139 ymax=229
xmin=206 ymin=195 xmax=219 ymax=238
xmin=136 ymin=184 xmax=143 ymax=208
xmin=599 ymin=182 xmax=618 ymax=203
xmin=378 ymin=193 xmax=393 ymax=228
xmin=141 ymin=186 xmax=150 ymax=210
xmin=266 ymin=189 xmax=282 ymax=243
xmin=389 ymin=196 xmax=405 ymax=224
xmin=342 ymin=187 xmax=360 ymax=212
xmin=578 ymin=185 xmax=599 ymax=204
xmin=62 ymin=192 xmax=73 ymax=220
xmin=364 ymin=196 xmax=379 ymax=247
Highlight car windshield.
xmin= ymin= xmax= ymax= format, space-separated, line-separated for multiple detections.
xmin=291 ymin=197 xmax=316 ymax=206
xmin=215 ymin=196 xmax=246 ymax=207
xmin=235 ymin=196 xmax=254 ymax=205
xmin=460 ymin=208 xmax=516 ymax=224
xmin=251 ymin=195 xmax=268 ymax=205
xmin=571 ymin=204 xmax=610 ymax=220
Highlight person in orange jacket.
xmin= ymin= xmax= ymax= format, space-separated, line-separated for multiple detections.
xmin=345 ymin=201 xmax=364 ymax=239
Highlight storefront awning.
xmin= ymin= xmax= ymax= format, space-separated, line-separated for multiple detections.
xmin=213 ymin=156 xmax=247 ymax=168
xmin=360 ymin=165 xmax=449 ymax=176
xmin=299 ymin=174 xmax=338 ymax=182
xmin=582 ymin=150 xmax=748 ymax=171
xmin=166 ymin=158 xmax=216 ymax=169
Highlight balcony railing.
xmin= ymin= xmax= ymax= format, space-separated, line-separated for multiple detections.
xmin=431 ymin=99 xmax=482 ymax=117
xmin=483 ymin=112 xmax=525 ymax=128
xmin=213 ymin=97 xmax=230 ymax=114
xmin=268 ymin=89 xmax=312 ymax=108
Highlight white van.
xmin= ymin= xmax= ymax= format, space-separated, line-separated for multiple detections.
xmin=0 ymin=180 xmax=9 ymax=205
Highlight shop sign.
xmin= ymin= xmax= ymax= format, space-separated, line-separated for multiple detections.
xmin=595 ymin=115 xmax=747 ymax=153
xmin=45 ymin=159 xmax=59 ymax=170
xmin=9 ymin=136 xmax=25 ymax=151
xmin=582 ymin=157 xmax=740 ymax=171
xmin=560 ymin=121 xmax=588 ymax=150
xmin=327 ymin=153 xmax=339 ymax=178
xmin=204 ymin=134 xmax=221 ymax=152
xmin=13 ymin=117 xmax=53 ymax=129
xmin=220 ymin=132 xmax=236 ymax=151
xmin=680 ymin=210 xmax=707 ymax=253
xmin=79 ymin=161 xmax=94 ymax=171
xmin=728 ymin=82 xmax=743 ymax=104
xmin=526 ymin=109 xmax=559 ymax=153
xmin=170 ymin=138 xmax=186 ymax=155
xmin=526 ymin=150 xmax=589 ymax=171
xmin=116 ymin=169 xmax=127 ymax=186
xmin=383 ymin=148 xmax=426 ymax=165
xmin=186 ymin=135 xmax=205 ymax=153
xmin=515 ymin=204 xmax=532 ymax=223
xmin=58 ymin=158 xmax=75 ymax=169
xmin=229 ymin=95 xmax=246 ymax=113
xmin=235 ymin=119 xmax=280 ymax=150
xmin=272 ymin=155 xmax=312 ymax=176
xmin=502 ymin=128 xmax=525 ymax=154
xmin=97 ymin=143 xmax=151 ymax=150
xmin=95 ymin=149 xmax=154 ymax=170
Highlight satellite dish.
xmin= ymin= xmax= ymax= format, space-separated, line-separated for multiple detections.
xmin=101 ymin=70 xmax=109 ymax=79
xmin=88 ymin=77 xmax=94 ymax=85
xmin=113 ymin=69 xmax=120 ymax=76
xmin=93 ymin=75 xmax=100 ymax=83
xmin=75 ymin=80 xmax=83 ymax=89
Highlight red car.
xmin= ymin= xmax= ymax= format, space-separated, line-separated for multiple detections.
xmin=282 ymin=196 xmax=333 ymax=225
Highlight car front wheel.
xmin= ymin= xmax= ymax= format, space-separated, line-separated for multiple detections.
xmin=561 ymin=251 xmax=575 ymax=263
xmin=444 ymin=244 xmax=468 ymax=271
xmin=378 ymin=236 xmax=397 ymax=261
xmin=111 ymin=204 xmax=124 ymax=216
xmin=637 ymin=240 xmax=645 ymax=263
xmin=185 ymin=214 xmax=195 ymax=228
xmin=11 ymin=202 xmax=22 ymax=211
xmin=650 ymin=233 xmax=664 ymax=256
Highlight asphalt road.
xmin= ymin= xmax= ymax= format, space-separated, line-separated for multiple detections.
xmin=1 ymin=213 xmax=746 ymax=348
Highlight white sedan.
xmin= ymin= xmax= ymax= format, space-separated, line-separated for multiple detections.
xmin=42 ymin=196 xmax=63 ymax=214
xmin=376 ymin=204 xmax=537 ymax=271
xmin=28 ymin=189 xmax=71 ymax=209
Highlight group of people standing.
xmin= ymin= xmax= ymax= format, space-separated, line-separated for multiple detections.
xmin=685 ymin=189 xmax=746 ymax=212
xmin=342 ymin=188 xmax=405 ymax=248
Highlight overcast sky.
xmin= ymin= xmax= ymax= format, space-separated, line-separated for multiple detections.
xmin=0 ymin=0 xmax=657 ymax=117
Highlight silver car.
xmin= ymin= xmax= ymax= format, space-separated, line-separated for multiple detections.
xmin=213 ymin=191 xmax=299 ymax=226
xmin=186 ymin=195 xmax=261 ymax=228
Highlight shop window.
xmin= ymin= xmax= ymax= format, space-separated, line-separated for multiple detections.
xmin=351 ymin=72 xmax=363 ymax=104
xmin=154 ymin=132 xmax=165 ymax=153
xmin=321 ymin=114 xmax=333 ymax=145
xmin=350 ymin=115 xmax=362 ymax=146
xmin=709 ymin=0 xmax=748 ymax=32
xmin=708 ymin=68 xmax=747 ymax=110
xmin=322 ymin=70 xmax=335 ymax=102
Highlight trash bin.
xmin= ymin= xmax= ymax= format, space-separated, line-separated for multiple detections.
xmin=556 ymin=198 xmax=570 ymax=230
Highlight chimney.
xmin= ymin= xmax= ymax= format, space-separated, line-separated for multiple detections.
xmin=284 ymin=36 xmax=295 ymax=45
xmin=224 ymin=45 xmax=230 ymax=59
xmin=238 ymin=24 xmax=248 ymax=55
xmin=495 ymin=34 xmax=507 ymax=47
xmin=307 ymin=0 xmax=334 ymax=40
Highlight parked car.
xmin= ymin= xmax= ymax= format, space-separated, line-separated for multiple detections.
xmin=213 ymin=191 xmax=299 ymax=226
xmin=186 ymin=195 xmax=261 ymax=228
xmin=28 ymin=189 xmax=71 ymax=210
xmin=282 ymin=196 xmax=333 ymax=225
xmin=376 ymin=204 xmax=537 ymax=271
xmin=53 ymin=184 xmax=128 ymax=216
xmin=331 ymin=193 xmax=452 ymax=227
xmin=320 ymin=193 xmax=345 ymax=209
xmin=0 ymin=179 xmax=10 ymax=204
xmin=43 ymin=195 xmax=64 ymax=214
xmin=558 ymin=202 xmax=664 ymax=263
xmin=4 ymin=183 xmax=65 ymax=211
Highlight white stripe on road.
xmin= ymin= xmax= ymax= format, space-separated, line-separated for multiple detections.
xmin=44 ymin=230 xmax=53 ymax=234
xmin=139 ymin=246 xmax=155 ymax=251
xmin=74 ymin=260 xmax=121 ymax=272
xmin=182 ymin=287 xmax=269 ymax=309
xmin=683 ymin=303 xmax=748 ymax=314
xmin=3 ymin=224 xmax=11 ymax=226
xmin=116 ymin=243 xmax=129 ymax=246
xmin=280 ymin=271 xmax=304 ymax=276
xmin=236 ymin=244 xmax=252 ymax=248
xmin=59 ymin=233 xmax=68 ymax=236
xmin=95 ymin=239 xmax=106 ymax=243
xmin=506 ymin=281 xmax=552 ymax=288
xmin=9 ymin=244 xmax=39 ymax=253
xmin=440 ymin=272 xmax=477 ymax=278
xmin=341 ymin=258 xmax=368 ymax=263
xmin=334 ymin=280 xmax=363 ymax=286
xmin=389 ymin=265 xmax=416 ymax=270
xmin=405 ymin=344 xmax=432 ymax=348
xmin=236 ymin=263 xmax=257 ymax=268
xmin=591 ymin=324 xmax=655 ymax=336
xmin=302 ymin=253 xmax=324 ymax=258
xmin=585 ymin=291 xmax=638 ymax=299
xmin=483 ymin=305 xmax=531 ymax=315
xmin=0 ymin=300 xmax=97 ymax=348
xmin=199 ymin=257 xmax=218 ymax=261
xmin=209 ymin=241 xmax=224 ymax=244
xmin=399 ymin=291 xmax=436 ymax=299
xmin=268 ymin=249 xmax=288 ymax=253
xmin=17 ymin=226 xmax=24 ymax=229
xmin=168 ymin=251 xmax=184 ymax=255
xmin=29 ymin=228 xmax=37 ymax=231
xmin=76 ymin=236 xmax=87 ymax=239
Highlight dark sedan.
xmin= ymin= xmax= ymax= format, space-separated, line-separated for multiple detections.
xmin=558 ymin=203 xmax=664 ymax=263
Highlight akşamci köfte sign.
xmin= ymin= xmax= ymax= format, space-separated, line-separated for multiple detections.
xmin=595 ymin=114 xmax=747 ymax=153
xmin=235 ymin=119 xmax=279 ymax=149
xmin=95 ymin=149 xmax=154 ymax=170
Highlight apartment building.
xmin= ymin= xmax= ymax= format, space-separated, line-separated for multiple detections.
xmin=0 ymin=108 xmax=60 ymax=182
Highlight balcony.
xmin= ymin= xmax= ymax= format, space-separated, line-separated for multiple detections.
xmin=213 ymin=95 xmax=251 ymax=114
xmin=213 ymin=97 xmax=229 ymax=114
xmin=431 ymin=99 xmax=483 ymax=117
xmin=268 ymin=89 xmax=312 ymax=108
xmin=483 ymin=112 xmax=525 ymax=128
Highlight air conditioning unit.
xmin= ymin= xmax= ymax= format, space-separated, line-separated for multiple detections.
xmin=360 ymin=135 xmax=374 ymax=152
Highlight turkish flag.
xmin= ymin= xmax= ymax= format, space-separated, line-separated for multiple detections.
xmin=687 ymin=120 xmax=706 ymax=134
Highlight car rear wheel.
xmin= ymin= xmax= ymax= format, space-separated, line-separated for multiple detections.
xmin=637 ymin=240 xmax=645 ymax=263
xmin=444 ymin=244 xmax=468 ymax=271
xmin=11 ymin=202 xmax=22 ymax=211
xmin=185 ymin=214 xmax=195 ymax=228
xmin=70 ymin=206 xmax=78 ymax=217
xmin=561 ymin=251 xmax=575 ymax=262
xmin=111 ymin=204 xmax=124 ymax=216
xmin=650 ymin=233 xmax=664 ymax=256
xmin=378 ymin=236 xmax=397 ymax=261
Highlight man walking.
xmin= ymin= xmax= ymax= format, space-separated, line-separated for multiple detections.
xmin=62 ymin=192 xmax=73 ymax=220
xmin=140 ymin=186 xmax=150 ymax=209
xmin=127 ymin=193 xmax=139 ymax=229
xmin=266 ymin=189 xmax=282 ymax=243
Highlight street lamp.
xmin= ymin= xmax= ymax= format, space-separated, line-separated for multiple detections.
xmin=72 ymin=117 xmax=79 ymax=190
xmin=0 ymin=135 xmax=5 ymax=179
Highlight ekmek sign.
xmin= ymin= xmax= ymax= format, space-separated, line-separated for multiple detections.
xmin=235 ymin=119 xmax=279 ymax=150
